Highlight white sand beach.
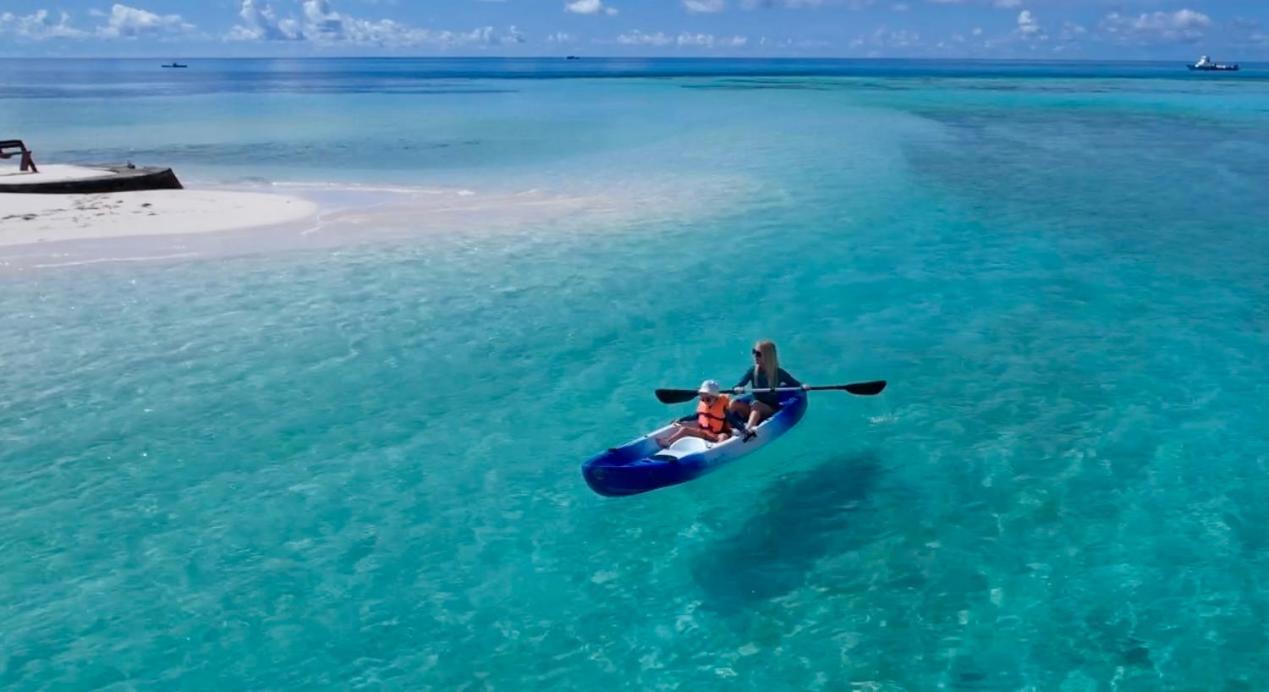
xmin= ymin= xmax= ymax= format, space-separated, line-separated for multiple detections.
xmin=0 ymin=166 xmax=739 ymax=271
xmin=0 ymin=188 xmax=318 ymax=248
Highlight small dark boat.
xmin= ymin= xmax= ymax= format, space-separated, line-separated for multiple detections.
xmin=161 ymin=63 xmax=188 ymax=69
xmin=566 ymin=56 xmax=581 ymax=61
xmin=1188 ymin=55 xmax=1239 ymax=72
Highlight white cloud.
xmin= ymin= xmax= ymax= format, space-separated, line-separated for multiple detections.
xmin=851 ymin=26 xmax=920 ymax=50
xmin=566 ymin=0 xmax=618 ymax=16
xmin=1057 ymin=21 xmax=1086 ymax=43
xmin=758 ymin=35 xmax=830 ymax=49
xmin=301 ymin=0 xmax=343 ymax=39
xmin=228 ymin=0 xmax=524 ymax=46
xmin=684 ymin=0 xmax=726 ymax=12
xmin=891 ymin=3 xmax=910 ymax=11
xmin=2 ymin=5 xmax=194 ymax=41
xmin=677 ymin=32 xmax=714 ymax=46
xmin=741 ymin=0 xmax=828 ymax=8
xmin=546 ymin=31 xmax=576 ymax=44
xmin=1100 ymin=9 xmax=1211 ymax=43
xmin=678 ymin=32 xmax=748 ymax=47
xmin=928 ymin=0 xmax=1020 ymax=6
xmin=617 ymin=30 xmax=747 ymax=48
xmin=616 ymin=30 xmax=671 ymax=46
xmin=96 ymin=4 xmax=194 ymax=38
xmin=1228 ymin=18 xmax=1266 ymax=46
xmin=230 ymin=0 xmax=302 ymax=40
xmin=0 ymin=10 xmax=86 ymax=39
xmin=1017 ymin=10 xmax=1040 ymax=36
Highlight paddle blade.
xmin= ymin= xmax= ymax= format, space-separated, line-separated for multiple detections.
xmin=842 ymin=380 xmax=887 ymax=396
xmin=655 ymin=388 xmax=700 ymax=405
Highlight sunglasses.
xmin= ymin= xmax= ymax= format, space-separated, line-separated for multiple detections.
xmin=752 ymin=349 xmax=763 ymax=358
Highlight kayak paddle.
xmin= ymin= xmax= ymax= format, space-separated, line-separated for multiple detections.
xmin=655 ymin=380 xmax=887 ymax=405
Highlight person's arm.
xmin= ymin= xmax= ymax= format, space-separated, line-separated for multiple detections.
xmin=778 ymin=368 xmax=802 ymax=387
xmin=733 ymin=369 xmax=753 ymax=393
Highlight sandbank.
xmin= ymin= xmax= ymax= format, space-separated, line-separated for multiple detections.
xmin=0 ymin=188 xmax=318 ymax=248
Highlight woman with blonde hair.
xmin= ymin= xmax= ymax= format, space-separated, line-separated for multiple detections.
xmin=730 ymin=339 xmax=802 ymax=437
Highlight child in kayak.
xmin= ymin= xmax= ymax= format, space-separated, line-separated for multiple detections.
xmin=657 ymin=380 xmax=733 ymax=448
xmin=730 ymin=339 xmax=801 ymax=437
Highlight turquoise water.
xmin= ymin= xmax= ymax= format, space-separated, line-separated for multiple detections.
xmin=3 ymin=60 xmax=1269 ymax=688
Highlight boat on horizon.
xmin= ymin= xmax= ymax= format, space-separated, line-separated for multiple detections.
xmin=161 ymin=62 xmax=188 ymax=69
xmin=1188 ymin=55 xmax=1239 ymax=72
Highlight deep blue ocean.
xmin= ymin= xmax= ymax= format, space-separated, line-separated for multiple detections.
xmin=2 ymin=58 xmax=1269 ymax=688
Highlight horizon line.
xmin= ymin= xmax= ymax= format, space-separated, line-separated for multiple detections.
xmin=0 ymin=56 xmax=1253 ymax=63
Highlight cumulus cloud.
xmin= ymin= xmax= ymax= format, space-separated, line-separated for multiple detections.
xmin=617 ymin=30 xmax=671 ymax=46
xmin=677 ymin=32 xmax=748 ymax=47
xmin=1057 ymin=21 xmax=1086 ymax=43
xmin=229 ymin=0 xmax=301 ymax=41
xmin=927 ymin=0 xmax=1020 ymax=7
xmin=95 ymin=4 xmax=194 ymax=38
xmin=1100 ymin=9 xmax=1210 ymax=43
xmin=228 ymin=0 xmax=525 ymax=46
xmin=757 ymin=35 xmax=830 ymax=49
xmin=616 ymin=30 xmax=747 ymax=48
xmin=566 ymin=0 xmax=618 ymax=16
xmin=1017 ymin=9 xmax=1040 ymax=36
xmin=2 ymin=5 xmax=194 ymax=41
xmin=741 ymin=0 xmax=828 ymax=9
xmin=684 ymin=0 xmax=726 ymax=12
xmin=850 ymin=26 xmax=920 ymax=50
xmin=1228 ymin=18 xmax=1267 ymax=46
xmin=0 ymin=10 xmax=86 ymax=39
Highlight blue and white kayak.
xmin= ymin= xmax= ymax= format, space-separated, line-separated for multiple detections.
xmin=581 ymin=391 xmax=808 ymax=497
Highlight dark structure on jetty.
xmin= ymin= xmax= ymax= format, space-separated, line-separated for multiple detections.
xmin=0 ymin=140 xmax=183 ymax=194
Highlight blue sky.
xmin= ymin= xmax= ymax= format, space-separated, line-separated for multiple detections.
xmin=1 ymin=0 xmax=1265 ymax=59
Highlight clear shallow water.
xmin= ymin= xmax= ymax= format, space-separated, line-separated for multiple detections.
xmin=2 ymin=60 xmax=1269 ymax=688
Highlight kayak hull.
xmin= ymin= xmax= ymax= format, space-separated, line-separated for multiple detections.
xmin=581 ymin=392 xmax=808 ymax=497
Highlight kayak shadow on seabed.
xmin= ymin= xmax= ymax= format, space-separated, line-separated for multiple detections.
xmin=691 ymin=450 xmax=882 ymax=613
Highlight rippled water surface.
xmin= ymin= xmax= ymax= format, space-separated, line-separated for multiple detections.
xmin=3 ymin=59 xmax=1269 ymax=688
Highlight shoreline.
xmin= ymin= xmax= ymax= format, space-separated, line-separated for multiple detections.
xmin=0 ymin=173 xmax=736 ymax=271
xmin=0 ymin=189 xmax=320 ymax=249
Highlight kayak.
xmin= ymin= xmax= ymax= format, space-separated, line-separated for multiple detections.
xmin=581 ymin=391 xmax=808 ymax=497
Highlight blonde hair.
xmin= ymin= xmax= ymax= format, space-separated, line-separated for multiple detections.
xmin=755 ymin=340 xmax=779 ymax=388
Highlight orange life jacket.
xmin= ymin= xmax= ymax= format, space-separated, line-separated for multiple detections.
xmin=696 ymin=395 xmax=730 ymax=434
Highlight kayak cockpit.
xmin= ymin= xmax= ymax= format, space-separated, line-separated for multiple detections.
xmin=651 ymin=435 xmax=714 ymax=461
